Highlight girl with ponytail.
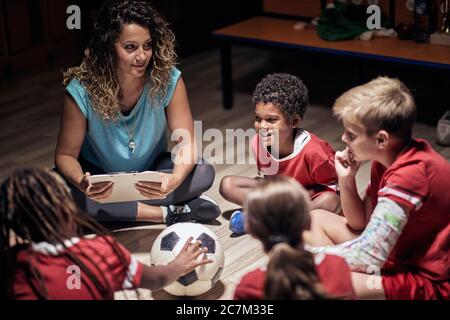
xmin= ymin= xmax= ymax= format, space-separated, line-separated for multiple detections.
xmin=234 ymin=176 xmax=355 ymax=300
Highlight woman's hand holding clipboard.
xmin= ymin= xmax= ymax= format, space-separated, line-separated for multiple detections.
xmin=135 ymin=172 xmax=181 ymax=200
xmin=87 ymin=171 xmax=162 ymax=203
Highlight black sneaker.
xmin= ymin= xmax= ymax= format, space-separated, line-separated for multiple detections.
xmin=165 ymin=195 xmax=221 ymax=226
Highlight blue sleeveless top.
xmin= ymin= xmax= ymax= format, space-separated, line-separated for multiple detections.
xmin=65 ymin=67 xmax=181 ymax=172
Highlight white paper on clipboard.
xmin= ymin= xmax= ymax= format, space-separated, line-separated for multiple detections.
xmin=88 ymin=171 xmax=162 ymax=203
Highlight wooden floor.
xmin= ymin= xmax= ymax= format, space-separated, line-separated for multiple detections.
xmin=0 ymin=47 xmax=448 ymax=300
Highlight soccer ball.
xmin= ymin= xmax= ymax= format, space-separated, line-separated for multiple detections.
xmin=150 ymin=222 xmax=225 ymax=296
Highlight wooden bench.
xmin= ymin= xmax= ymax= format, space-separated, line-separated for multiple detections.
xmin=212 ymin=14 xmax=450 ymax=109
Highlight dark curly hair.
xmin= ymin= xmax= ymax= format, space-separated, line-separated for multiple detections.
xmin=252 ymin=73 xmax=308 ymax=120
xmin=63 ymin=0 xmax=177 ymax=120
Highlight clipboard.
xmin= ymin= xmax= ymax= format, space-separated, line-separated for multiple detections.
xmin=88 ymin=171 xmax=162 ymax=203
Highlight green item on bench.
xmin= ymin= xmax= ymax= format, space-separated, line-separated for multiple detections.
xmin=317 ymin=1 xmax=390 ymax=42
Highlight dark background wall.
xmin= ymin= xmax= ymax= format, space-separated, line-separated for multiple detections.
xmin=0 ymin=0 xmax=448 ymax=124
xmin=0 ymin=0 xmax=262 ymax=77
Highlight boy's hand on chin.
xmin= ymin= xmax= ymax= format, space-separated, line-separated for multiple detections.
xmin=335 ymin=147 xmax=360 ymax=178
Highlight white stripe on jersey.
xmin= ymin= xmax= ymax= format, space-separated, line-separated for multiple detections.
xmin=323 ymin=183 xmax=338 ymax=191
xmin=32 ymin=237 xmax=81 ymax=255
xmin=378 ymin=186 xmax=422 ymax=210
xmin=275 ymin=129 xmax=311 ymax=161
xmin=122 ymin=255 xmax=139 ymax=289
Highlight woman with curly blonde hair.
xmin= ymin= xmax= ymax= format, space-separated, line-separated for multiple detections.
xmin=56 ymin=0 xmax=219 ymax=223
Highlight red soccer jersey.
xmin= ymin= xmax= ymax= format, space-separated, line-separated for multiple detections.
xmin=234 ymin=254 xmax=355 ymax=299
xmin=365 ymin=139 xmax=450 ymax=300
xmin=12 ymin=235 xmax=144 ymax=300
xmin=252 ymin=130 xmax=338 ymax=196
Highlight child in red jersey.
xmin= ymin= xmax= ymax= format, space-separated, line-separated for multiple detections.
xmin=220 ymin=74 xmax=340 ymax=234
xmin=0 ymin=167 xmax=211 ymax=300
xmin=234 ymin=176 xmax=355 ymax=300
xmin=305 ymin=77 xmax=450 ymax=300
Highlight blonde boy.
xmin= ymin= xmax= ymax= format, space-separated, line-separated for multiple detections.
xmin=305 ymin=77 xmax=450 ymax=300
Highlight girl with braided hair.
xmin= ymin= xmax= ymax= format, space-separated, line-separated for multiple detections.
xmin=0 ymin=167 xmax=211 ymax=299
xmin=234 ymin=176 xmax=355 ymax=300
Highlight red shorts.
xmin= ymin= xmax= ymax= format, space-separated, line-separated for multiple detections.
xmin=382 ymin=271 xmax=449 ymax=300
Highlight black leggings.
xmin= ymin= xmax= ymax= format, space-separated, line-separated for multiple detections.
xmin=65 ymin=152 xmax=215 ymax=221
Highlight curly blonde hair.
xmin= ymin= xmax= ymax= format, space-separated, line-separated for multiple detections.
xmin=63 ymin=0 xmax=177 ymax=120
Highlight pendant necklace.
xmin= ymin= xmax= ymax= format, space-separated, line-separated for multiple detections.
xmin=122 ymin=117 xmax=136 ymax=154
xmin=120 ymin=82 xmax=143 ymax=155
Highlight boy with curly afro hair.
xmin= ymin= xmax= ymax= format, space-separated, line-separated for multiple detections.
xmin=220 ymin=73 xmax=340 ymax=234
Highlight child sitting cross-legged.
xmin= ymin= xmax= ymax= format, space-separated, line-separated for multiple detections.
xmin=220 ymin=73 xmax=340 ymax=234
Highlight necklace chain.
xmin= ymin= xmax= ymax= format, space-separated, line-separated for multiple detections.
xmin=119 ymin=82 xmax=144 ymax=155
xmin=122 ymin=116 xmax=136 ymax=154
